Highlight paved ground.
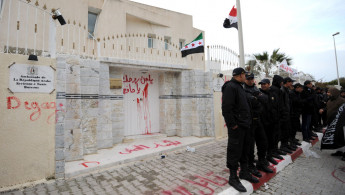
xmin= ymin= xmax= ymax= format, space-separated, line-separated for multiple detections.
xmin=2 ymin=132 xmax=345 ymax=195
xmin=253 ymin=141 xmax=345 ymax=195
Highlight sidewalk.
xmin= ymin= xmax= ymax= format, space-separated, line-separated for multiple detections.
xmin=65 ymin=134 xmax=214 ymax=178
xmin=0 ymin=132 xmax=325 ymax=195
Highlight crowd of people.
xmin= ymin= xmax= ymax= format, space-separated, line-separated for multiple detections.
xmin=221 ymin=67 xmax=345 ymax=192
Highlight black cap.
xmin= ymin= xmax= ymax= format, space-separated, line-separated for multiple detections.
xmin=293 ymin=83 xmax=303 ymax=88
xmin=245 ymin=73 xmax=254 ymax=79
xmin=232 ymin=67 xmax=247 ymax=76
xmin=283 ymin=77 xmax=296 ymax=83
xmin=259 ymin=79 xmax=270 ymax=85
xmin=304 ymin=80 xmax=312 ymax=86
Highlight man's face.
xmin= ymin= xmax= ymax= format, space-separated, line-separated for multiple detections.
xmin=245 ymin=78 xmax=255 ymax=86
xmin=307 ymin=83 xmax=313 ymax=88
xmin=285 ymin=81 xmax=293 ymax=88
xmin=341 ymin=92 xmax=345 ymax=97
xmin=260 ymin=83 xmax=270 ymax=91
xmin=296 ymin=87 xmax=303 ymax=93
xmin=239 ymin=73 xmax=246 ymax=82
xmin=327 ymin=91 xmax=331 ymax=97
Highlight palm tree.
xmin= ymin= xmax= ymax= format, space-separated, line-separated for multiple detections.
xmin=254 ymin=48 xmax=292 ymax=77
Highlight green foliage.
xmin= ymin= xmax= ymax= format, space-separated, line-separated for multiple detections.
xmin=253 ymin=48 xmax=292 ymax=77
xmin=317 ymin=77 xmax=345 ymax=89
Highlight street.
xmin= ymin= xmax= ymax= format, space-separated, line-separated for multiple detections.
xmin=2 ymin=133 xmax=345 ymax=195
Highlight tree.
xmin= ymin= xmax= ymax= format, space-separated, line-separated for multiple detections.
xmin=253 ymin=48 xmax=292 ymax=77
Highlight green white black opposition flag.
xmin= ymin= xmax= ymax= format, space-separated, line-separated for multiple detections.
xmin=180 ymin=33 xmax=204 ymax=57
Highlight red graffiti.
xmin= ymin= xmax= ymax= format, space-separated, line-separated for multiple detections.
xmin=119 ymin=145 xmax=151 ymax=154
xmin=162 ymin=186 xmax=193 ymax=195
xmin=119 ymin=140 xmax=182 ymax=154
xmin=162 ymin=172 xmax=229 ymax=195
xmin=142 ymin=83 xmax=152 ymax=134
xmin=332 ymin=166 xmax=345 ymax=184
xmin=154 ymin=140 xmax=182 ymax=148
xmin=6 ymin=96 xmax=64 ymax=124
xmin=79 ymin=161 xmax=100 ymax=168
xmin=123 ymin=74 xmax=153 ymax=95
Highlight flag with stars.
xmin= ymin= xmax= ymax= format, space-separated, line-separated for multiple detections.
xmin=223 ymin=6 xmax=238 ymax=29
xmin=181 ymin=33 xmax=204 ymax=57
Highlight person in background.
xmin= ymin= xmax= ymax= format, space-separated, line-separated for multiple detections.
xmin=289 ymin=83 xmax=303 ymax=146
xmin=301 ymin=80 xmax=317 ymax=143
xmin=320 ymin=87 xmax=345 ymax=161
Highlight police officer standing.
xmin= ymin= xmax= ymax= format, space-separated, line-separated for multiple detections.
xmin=280 ymin=77 xmax=297 ymax=153
xmin=289 ymin=83 xmax=304 ymax=146
xmin=222 ymin=67 xmax=259 ymax=193
xmin=244 ymin=73 xmax=273 ymax=176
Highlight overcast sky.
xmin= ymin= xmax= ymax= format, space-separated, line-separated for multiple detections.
xmin=131 ymin=0 xmax=345 ymax=82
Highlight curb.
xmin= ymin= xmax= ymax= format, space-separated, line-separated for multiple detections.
xmin=218 ymin=133 xmax=322 ymax=195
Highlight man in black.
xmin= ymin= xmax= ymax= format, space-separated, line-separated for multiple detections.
xmin=244 ymin=74 xmax=273 ymax=177
xmin=301 ymin=80 xmax=318 ymax=142
xmin=222 ymin=68 xmax=258 ymax=193
xmin=280 ymin=77 xmax=297 ymax=153
xmin=268 ymin=75 xmax=287 ymax=164
xmin=289 ymin=83 xmax=304 ymax=146
xmin=259 ymin=79 xmax=279 ymax=162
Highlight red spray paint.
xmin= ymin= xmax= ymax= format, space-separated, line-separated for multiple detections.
xmin=142 ymin=83 xmax=152 ymax=134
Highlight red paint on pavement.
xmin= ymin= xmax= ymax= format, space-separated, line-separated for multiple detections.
xmin=331 ymin=166 xmax=345 ymax=184
xmin=80 ymin=161 xmax=100 ymax=168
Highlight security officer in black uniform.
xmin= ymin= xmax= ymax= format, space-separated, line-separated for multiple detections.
xmin=289 ymin=83 xmax=304 ymax=146
xmin=268 ymin=75 xmax=287 ymax=164
xmin=222 ymin=67 xmax=259 ymax=193
xmin=280 ymin=77 xmax=297 ymax=153
xmin=244 ymin=73 xmax=274 ymax=177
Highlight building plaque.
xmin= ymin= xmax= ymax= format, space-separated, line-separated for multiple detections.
xmin=9 ymin=64 xmax=55 ymax=93
xmin=110 ymin=78 xmax=122 ymax=89
xmin=213 ymin=77 xmax=224 ymax=92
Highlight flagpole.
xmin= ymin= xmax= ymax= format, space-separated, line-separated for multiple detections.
xmin=236 ymin=0 xmax=245 ymax=68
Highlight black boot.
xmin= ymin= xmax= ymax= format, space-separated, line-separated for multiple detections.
xmin=257 ymin=163 xmax=274 ymax=173
xmin=287 ymin=144 xmax=297 ymax=151
xmin=249 ymin=164 xmax=262 ymax=178
xmin=267 ymin=156 xmax=278 ymax=165
xmin=239 ymin=170 xmax=259 ymax=183
xmin=271 ymin=153 xmax=284 ymax=160
xmin=280 ymin=146 xmax=293 ymax=154
xmin=275 ymin=149 xmax=287 ymax=155
xmin=228 ymin=169 xmax=247 ymax=192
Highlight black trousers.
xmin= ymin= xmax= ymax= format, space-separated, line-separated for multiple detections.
xmin=280 ymin=120 xmax=291 ymax=146
xmin=265 ymin=122 xmax=280 ymax=153
xmin=226 ymin=125 xmax=250 ymax=171
xmin=290 ymin=116 xmax=301 ymax=139
xmin=248 ymin=119 xmax=268 ymax=164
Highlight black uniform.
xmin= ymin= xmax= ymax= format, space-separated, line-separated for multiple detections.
xmin=259 ymin=88 xmax=275 ymax=156
xmin=289 ymin=89 xmax=303 ymax=139
xmin=244 ymin=84 xmax=268 ymax=166
xmin=280 ymin=86 xmax=292 ymax=147
xmin=269 ymin=75 xmax=284 ymax=151
xmin=301 ymin=86 xmax=315 ymax=140
xmin=222 ymin=78 xmax=251 ymax=171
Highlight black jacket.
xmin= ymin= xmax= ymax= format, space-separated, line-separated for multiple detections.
xmin=289 ymin=90 xmax=303 ymax=117
xmin=259 ymin=88 xmax=272 ymax=126
xmin=222 ymin=78 xmax=251 ymax=129
xmin=280 ymin=86 xmax=291 ymax=121
xmin=301 ymin=86 xmax=315 ymax=114
xmin=269 ymin=85 xmax=282 ymax=123
xmin=244 ymin=84 xmax=263 ymax=119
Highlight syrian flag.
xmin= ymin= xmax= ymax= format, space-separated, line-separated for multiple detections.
xmin=181 ymin=33 xmax=204 ymax=57
xmin=223 ymin=6 xmax=238 ymax=29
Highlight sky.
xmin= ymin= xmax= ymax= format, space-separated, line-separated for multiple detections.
xmin=131 ymin=0 xmax=345 ymax=82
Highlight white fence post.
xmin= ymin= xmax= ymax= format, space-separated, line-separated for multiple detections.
xmin=49 ymin=17 xmax=56 ymax=58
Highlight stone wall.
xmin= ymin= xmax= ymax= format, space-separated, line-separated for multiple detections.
xmin=55 ymin=55 xmax=215 ymax=179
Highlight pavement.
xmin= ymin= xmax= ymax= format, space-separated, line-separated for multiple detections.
xmin=1 ymin=132 xmax=345 ymax=195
